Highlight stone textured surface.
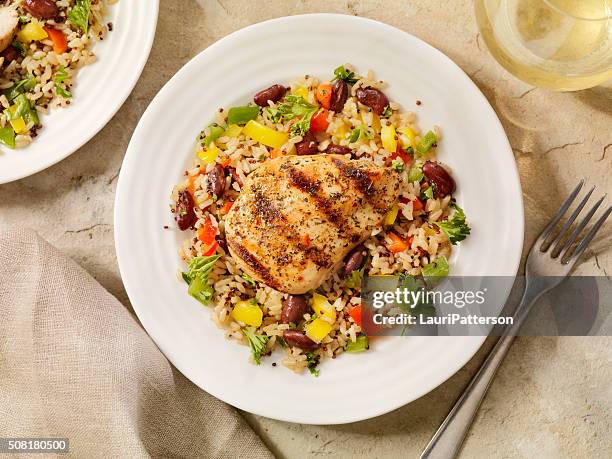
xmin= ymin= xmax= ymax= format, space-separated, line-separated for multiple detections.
xmin=0 ymin=1 xmax=610 ymax=458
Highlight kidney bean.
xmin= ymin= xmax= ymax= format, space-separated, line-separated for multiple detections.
xmin=330 ymin=79 xmax=349 ymax=112
xmin=326 ymin=144 xmax=352 ymax=155
xmin=283 ymin=330 xmax=318 ymax=350
xmin=355 ymin=87 xmax=390 ymax=116
xmin=295 ymin=131 xmax=318 ymax=155
xmin=422 ymin=161 xmax=456 ymax=197
xmin=343 ymin=245 xmax=365 ymax=277
xmin=175 ymin=190 xmax=197 ymax=230
xmin=0 ymin=46 xmax=19 ymax=66
xmin=281 ymin=295 xmax=310 ymax=324
xmin=253 ymin=84 xmax=287 ymax=106
xmin=207 ymin=164 xmax=226 ymax=198
xmin=24 ymin=0 xmax=59 ymax=19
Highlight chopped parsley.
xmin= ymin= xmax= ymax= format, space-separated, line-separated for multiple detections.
xmin=381 ymin=105 xmax=393 ymax=118
xmin=68 ymin=0 xmax=91 ymax=35
xmin=421 ymin=186 xmax=434 ymax=200
xmin=11 ymin=40 xmax=26 ymax=57
xmin=345 ymin=254 xmax=368 ymax=289
xmin=55 ymin=85 xmax=72 ymax=99
xmin=4 ymin=76 xmax=36 ymax=102
xmin=241 ymin=272 xmax=257 ymax=287
xmin=54 ymin=66 xmax=72 ymax=99
xmin=306 ymin=351 xmax=320 ymax=376
xmin=4 ymin=94 xmax=39 ymax=127
xmin=54 ymin=66 xmax=68 ymax=84
xmin=24 ymin=108 xmax=39 ymax=126
xmin=436 ymin=203 xmax=471 ymax=245
xmin=332 ymin=65 xmax=359 ymax=85
xmin=397 ymin=274 xmax=436 ymax=317
xmin=267 ymin=94 xmax=317 ymax=136
xmin=391 ymin=158 xmax=405 ymax=172
xmin=201 ymin=123 xmax=224 ymax=146
xmin=422 ymin=255 xmax=449 ymax=279
xmin=348 ymin=124 xmax=373 ymax=143
xmin=345 ymin=268 xmax=363 ymax=289
xmin=8 ymin=94 xmax=31 ymax=120
xmin=181 ymin=254 xmax=220 ymax=305
xmin=243 ymin=327 xmax=270 ymax=365
xmin=348 ymin=127 xmax=360 ymax=143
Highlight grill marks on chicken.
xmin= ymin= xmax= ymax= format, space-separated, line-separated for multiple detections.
xmin=332 ymin=157 xmax=376 ymax=197
xmin=283 ymin=165 xmax=344 ymax=227
xmin=227 ymin=238 xmax=280 ymax=288
xmin=252 ymin=190 xmax=286 ymax=224
xmin=225 ymin=154 xmax=402 ymax=294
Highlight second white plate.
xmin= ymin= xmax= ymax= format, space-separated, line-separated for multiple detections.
xmin=0 ymin=0 xmax=159 ymax=184
xmin=115 ymin=14 xmax=523 ymax=424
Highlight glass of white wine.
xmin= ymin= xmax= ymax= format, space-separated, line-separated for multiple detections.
xmin=474 ymin=0 xmax=612 ymax=90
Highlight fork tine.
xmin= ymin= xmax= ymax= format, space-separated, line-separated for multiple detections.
xmin=550 ymin=186 xmax=595 ymax=257
xmin=559 ymin=194 xmax=606 ymax=259
xmin=538 ymin=180 xmax=584 ymax=248
xmin=564 ymin=205 xmax=612 ymax=265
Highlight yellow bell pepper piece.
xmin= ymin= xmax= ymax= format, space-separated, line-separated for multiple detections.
xmin=243 ymin=120 xmax=289 ymax=149
xmin=312 ymin=293 xmax=337 ymax=322
xmin=197 ymin=144 xmax=218 ymax=164
xmin=371 ymin=113 xmax=381 ymax=134
xmin=9 ymin=117 xmax=26 ymax=134
xmin=381 ymin=124 xmax=397 ymax=153
xmin=224 ymin=124 xmax=242 ymax=138
xmin=17 ymin=21 xmax=48 ymax=43
xmin=292 ymin=86 xmax=309 ymax=99
xmin=335 ymin=121 xmax=347 ymax=140
xmin=305 ymin=318 xmax=333 ymax=344
xmin=383 ymin=204 xmax=399 ymax=226
xmin=8 ymin=105 xmax=26 ymax=134
xmin=400 ymin=127 xmax=417 ymax=149
xmin=425 ymin=226 xmax=437 ymax=237
xmin=231 ymin=300 xmax=263 ymax=327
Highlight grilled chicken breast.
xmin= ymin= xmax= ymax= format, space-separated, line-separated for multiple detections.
xmin=225 ymin=154 xmax=402 ymax=294
xmin=0 ymin=6 xmax=18 ymax=54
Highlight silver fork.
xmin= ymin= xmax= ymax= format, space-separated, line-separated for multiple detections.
xmin=420 ymin=180 xmax=611 ymax=459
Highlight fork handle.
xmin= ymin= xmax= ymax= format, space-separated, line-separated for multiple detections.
xmin=420 ymin=286 xmax=543 ymax=459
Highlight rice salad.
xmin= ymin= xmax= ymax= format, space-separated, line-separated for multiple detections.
xmin=171 ymin=65 xmax=471 ymax=375
xmin=0 ymin=0 xmax=115 ymax=150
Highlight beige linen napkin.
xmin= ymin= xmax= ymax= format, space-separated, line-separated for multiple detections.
xmin=0 ymin=229 xmax=273 ymax=459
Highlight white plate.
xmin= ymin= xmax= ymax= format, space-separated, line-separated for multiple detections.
xmin=0 ymin=0 xmax=159 ymax=184
xmin=115 ymin=14 xmax=523 ymax=424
